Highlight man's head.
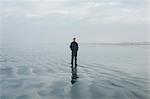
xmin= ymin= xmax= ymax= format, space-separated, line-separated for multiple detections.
xmin=73 ymin=38 xmax=76 ymax=41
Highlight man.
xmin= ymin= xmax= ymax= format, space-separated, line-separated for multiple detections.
xmin=70 ymin=38 xmax=79 ymax=68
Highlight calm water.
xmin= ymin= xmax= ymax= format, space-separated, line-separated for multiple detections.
xmin=0 ymin=43 xmax=150 ymax=99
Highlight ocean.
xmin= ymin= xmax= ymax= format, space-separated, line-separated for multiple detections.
xmin=0 ymin=43 xmax=149 ymax=99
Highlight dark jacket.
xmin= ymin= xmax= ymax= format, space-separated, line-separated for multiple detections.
xmin=70 ymin=41 xmax=78 ymax=52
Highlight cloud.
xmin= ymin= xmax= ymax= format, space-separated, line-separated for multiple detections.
xmin=1 ymin=0 xmax=149 ymax=44
xmin=1 ymin=0 xmax=148 ymax=25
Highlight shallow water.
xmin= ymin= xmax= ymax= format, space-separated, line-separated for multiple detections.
xmin=0 ymin=43 xmax=150 ymax=99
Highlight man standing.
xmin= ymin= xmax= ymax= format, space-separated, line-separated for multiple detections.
xmin=70 ymin=38 xmax=79 ymax=68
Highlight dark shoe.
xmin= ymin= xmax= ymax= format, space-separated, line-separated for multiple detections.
xmin=76 ymin=76 xmax=79 ymax=78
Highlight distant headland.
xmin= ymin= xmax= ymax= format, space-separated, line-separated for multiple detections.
xmin=81 ymin=42 xmax=150 ymax=45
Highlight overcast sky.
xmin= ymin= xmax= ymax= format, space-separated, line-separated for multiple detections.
xmin=1 ymin=0 xmax=150 ymax=44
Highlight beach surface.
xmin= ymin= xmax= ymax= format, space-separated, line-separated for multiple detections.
xmin=0 ymin=44 xmax=149 ymax=99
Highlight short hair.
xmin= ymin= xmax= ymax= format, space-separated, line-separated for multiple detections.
xmin=73 ymin=38 xmax=76 ymax=40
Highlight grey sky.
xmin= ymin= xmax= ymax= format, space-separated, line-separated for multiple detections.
xmin=1 ymin=0 xmax=149 ymax=44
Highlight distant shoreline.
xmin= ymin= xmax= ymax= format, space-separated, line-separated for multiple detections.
xmin=80 ymin=42 xmax=150 ymax=45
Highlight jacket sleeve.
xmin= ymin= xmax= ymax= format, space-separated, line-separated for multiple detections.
xmin=77 ymin=43 xmax=79 ymax=50
xmin=70 ymin=43 xmax=72 ymax=50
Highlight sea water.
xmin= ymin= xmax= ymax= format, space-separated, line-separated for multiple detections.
xmin=0 ymin=43 xmax=149 ymax=99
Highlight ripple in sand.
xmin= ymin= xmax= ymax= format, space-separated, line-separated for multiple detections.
xmin=16 ymin=95 xmax=31 ymax=99
xmin=0 ymin=95 xmax=12 ymax=99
